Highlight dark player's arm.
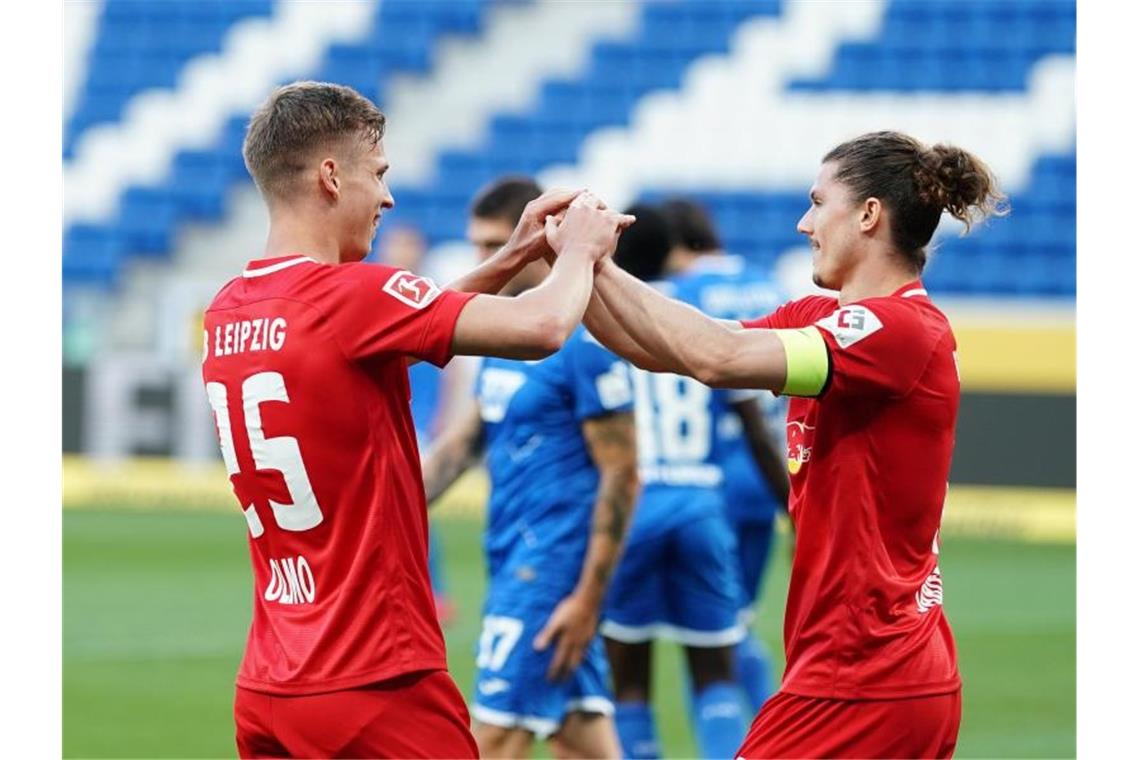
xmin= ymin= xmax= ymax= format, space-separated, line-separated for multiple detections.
xmin=448 ymin=199 xmax=635 ymax=361
xmin=421 ymin=404 xmax=485 ymax=507
xmin=577 ymin=411 xmax=640 ymax=605
xmin=592 ymin=260 xmax=828 ymax=395
xmin=533 ymin=410 xmax=639 ymax=680
xmin=731 ymin=397 xmax=790 ymax=508
xmin=444 ymin=243 xmax=534 ymax=296
xmin=446 ymin=188 xmax=580 ymax=296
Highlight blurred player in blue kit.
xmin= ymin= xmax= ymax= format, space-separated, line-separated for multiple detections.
xmin=595 ymin=202 xmax=788 ymax=759
xmin=658 ymin=199 xmax=790 ymax=716
xmin=422 ymin=178 xmax=640 ymax=758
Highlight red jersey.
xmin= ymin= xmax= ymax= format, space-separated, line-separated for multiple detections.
xmin=743 ymin=280 xmax=961 ymax=700
xmin=201 ymin=255 xmax=475 ymax=695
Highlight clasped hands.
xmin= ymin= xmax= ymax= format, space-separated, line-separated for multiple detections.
xmin=501 ymin=188 xmax=636 ymax=270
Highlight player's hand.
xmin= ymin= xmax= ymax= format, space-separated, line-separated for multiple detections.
xmin=501 ymin=187 xmax=583 ymax=264
xmin=567 ymin=190 xmax=637 ymax=233
xmin=567 ymin=191 xmax=637 ymax=233
xmin=544 ymin=202 xmax=636 ymax=263
xmin=533 ymin=592 xmax=600 ymax=681
xmin=570 ymin=190 xmax=606 ymax=210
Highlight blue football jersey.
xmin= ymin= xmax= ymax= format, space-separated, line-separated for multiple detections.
xmin=476 ymin=326 xmax=634 ymax=602
xmin=631 ymin=279 xmax=733 ymax=494
xmin=408 ymin=360 xmax=443 ymax=445
xmin=671 ymin=256 xmax=788 ymax=523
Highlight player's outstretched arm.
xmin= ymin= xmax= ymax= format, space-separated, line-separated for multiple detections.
xmin=561 ymin=190 xmax=731 ymax=373
xmin=421 ymin=403 xmax=485 ymax=507
xmin=582 ymin=289 xmax=671 ymax=372
xmin=535 ymin=411 xmax=639 ymax=680
xmin=731 ymin=397 xmax=790 ymax=508
xmin=446 ymin=188 xmax=581 ymax=296
xmin=449 ymin=203 xmax=633 ymax=360
xmin=592 ymin=259 xmax=812 ymax=393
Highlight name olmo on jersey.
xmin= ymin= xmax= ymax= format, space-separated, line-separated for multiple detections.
xmin=265 ymin=554 xmax=316 ymax=605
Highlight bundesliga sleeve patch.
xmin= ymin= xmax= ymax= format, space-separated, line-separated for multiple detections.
xmin=815 ymin=304 xmax=883 ymax=349
xmin=382 ymin=270 xmax=441 ymax=309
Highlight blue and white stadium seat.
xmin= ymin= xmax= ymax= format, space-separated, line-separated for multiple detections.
xmin=65 ymin=0 xmax=276 ymax=161
xmin=63 ymin=0 xmax=1075 ymax=303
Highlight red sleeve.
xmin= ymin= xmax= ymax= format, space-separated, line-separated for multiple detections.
xmin=320 ymin=264 xmax=476 ymax=366
xmin=811 ymin=299 xmax=938 ymax=399
xmin=741 ymin=295 xmax=836 ymax=330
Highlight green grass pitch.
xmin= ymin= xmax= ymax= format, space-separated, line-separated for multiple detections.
xmin=63 ymin=510 xmax=1074 ymax=758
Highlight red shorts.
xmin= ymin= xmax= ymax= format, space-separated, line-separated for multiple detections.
xmin=736 ymin=689 xmax=962 ymax=759
xmin=234 ymin=669 xmax=478 ymax=759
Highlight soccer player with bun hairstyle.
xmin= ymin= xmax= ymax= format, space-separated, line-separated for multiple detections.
xmin=573 ymin=130 xmax=1006 ymax=758
xmin=203 ymin=81 xmax=633 ymax=759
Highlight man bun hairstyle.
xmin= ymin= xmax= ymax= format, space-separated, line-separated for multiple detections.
xmin=824 ymin=130 xmax=1008 ymax=271
xmin=470 ymin=176 xmax=543 ymax=226
xmin=914 ymin=143 xmax=1007 ymax=232
xmin=244 ymin=81 xmax=386 ymax=201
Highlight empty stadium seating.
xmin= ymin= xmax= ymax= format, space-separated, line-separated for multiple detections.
xmin=924 ymin=152 xmax=1076 ymax=296
xmin=420 ymin=0 xmax=784 ymax=227
xmin=789 ymin=1 xmax=1076 ymax=92
xmin=63 ymin=0 xmax=494 ymax=287
xmin=63 ymin=0 xmax=1076 ymax=299
xmin=65 ymin=0 xmax=275 ymax=160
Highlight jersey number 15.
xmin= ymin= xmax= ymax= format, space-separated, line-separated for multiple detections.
xmin=206 ymin=372 xmax=325 ymax=538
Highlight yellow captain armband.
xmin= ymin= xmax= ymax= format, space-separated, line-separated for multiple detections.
xmin=772 ymin=328 xmax=830 ymax=397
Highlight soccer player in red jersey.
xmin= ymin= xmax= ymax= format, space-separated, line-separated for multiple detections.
xmin=201 ymin=82 xmax=633 ymax=759
xmin=574 ymin=131 xmax=1007 ymax=758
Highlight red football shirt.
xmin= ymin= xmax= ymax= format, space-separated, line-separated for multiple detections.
xmin=743 ymin=280 xmax=961 ymax=700
xmin=201 ymin=255 xmax=475 ymax=695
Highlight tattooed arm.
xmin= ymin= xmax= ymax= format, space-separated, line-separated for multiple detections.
xmin=421 ymin=402 xmax=485 ymax=507
xmin=534 ymin=411 xmax=639 ymax=679
xmin=577 ymin=410 xmax=640 ymax=605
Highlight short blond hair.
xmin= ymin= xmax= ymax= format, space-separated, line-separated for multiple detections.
xmin=243 ymin=81 xmax=386 ymax=200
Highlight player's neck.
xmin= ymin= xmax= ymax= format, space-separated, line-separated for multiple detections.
xmin=262 ymin=210 xmax=343 ymax=265
xmin=837 ymin=257 xmax=919 ymax=305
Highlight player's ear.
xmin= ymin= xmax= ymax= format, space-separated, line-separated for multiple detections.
xmin=860 ymin=197 xmax=883 ymax=233
xmin=319 ymin=157 xmax=340 ymax=200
